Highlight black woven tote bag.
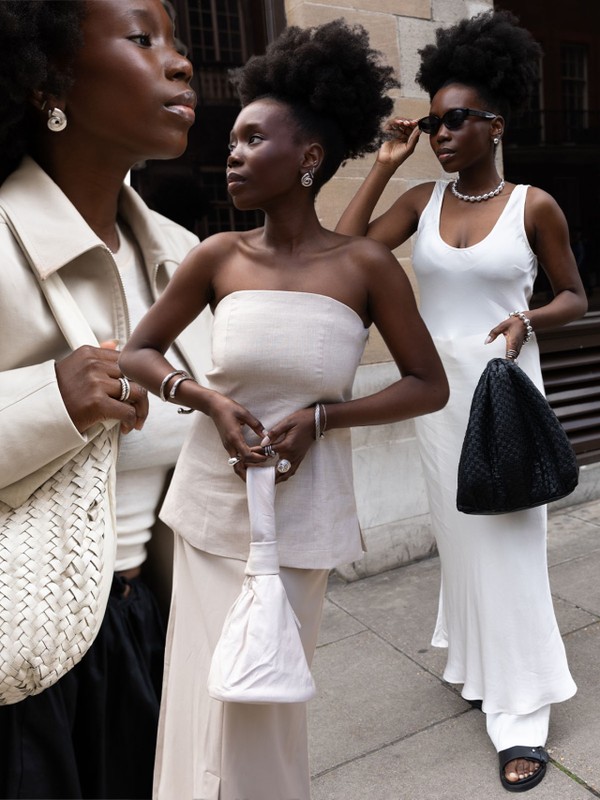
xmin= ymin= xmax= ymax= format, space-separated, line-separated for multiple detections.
xmin=457 ymin=358 xmax=578 ymax=514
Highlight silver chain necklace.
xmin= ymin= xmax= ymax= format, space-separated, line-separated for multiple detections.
xmin=451 ymin=178 xmax=505 ymax=202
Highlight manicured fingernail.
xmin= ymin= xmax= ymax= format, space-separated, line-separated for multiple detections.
xmin=484 ymin=335 xmax=493 ymax=344
xmin=261 ymin=434 xmax=271 ymax=446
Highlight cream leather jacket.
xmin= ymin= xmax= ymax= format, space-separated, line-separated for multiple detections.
xmin=0 ymin=156 xmax=211 ymax=507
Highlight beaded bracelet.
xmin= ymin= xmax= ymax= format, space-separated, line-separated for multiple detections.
xmin=509 ymin=310 xmax=533 ymax=343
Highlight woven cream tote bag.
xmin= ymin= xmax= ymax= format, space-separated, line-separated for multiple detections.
xmin=0 ymin=269 xmax=117 ymax=705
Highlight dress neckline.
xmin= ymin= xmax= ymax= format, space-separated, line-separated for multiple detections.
xmin=215 ymin=289 xmax=369 ymax=330
xmin=436 ymin=182 xmax=524 ymax=251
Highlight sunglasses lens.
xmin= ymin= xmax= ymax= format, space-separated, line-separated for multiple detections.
xmin=444 ymin=109 xmax=469 ymax=129
xmin=418 ymin=116 xmax=438 ymax=134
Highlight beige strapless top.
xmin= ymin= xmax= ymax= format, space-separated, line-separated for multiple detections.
xmin=160 ymin=290 xmax=369 ymax=569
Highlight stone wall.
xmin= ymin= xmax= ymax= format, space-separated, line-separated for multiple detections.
xmin=283 ymin=0 xmax=493 ymax=579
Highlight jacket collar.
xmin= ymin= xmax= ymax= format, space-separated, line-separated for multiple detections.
xmin=0 ymin=156 xmax=175 ymax=280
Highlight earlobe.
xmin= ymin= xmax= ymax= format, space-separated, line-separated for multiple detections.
xmin=301 ymin=143 xmax=324 ymax=175
xmin=30 ymin=90 xmax=48 ymax=112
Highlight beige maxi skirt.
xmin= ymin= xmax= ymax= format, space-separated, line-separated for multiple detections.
xmin=153 ymin=534 xmax=329 ymax=800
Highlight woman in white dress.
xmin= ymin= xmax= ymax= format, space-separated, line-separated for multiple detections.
xmin=336 ymin=9 xmax=587 ymax=793
xmin=120 ymin=18 xmax=449 ymax=800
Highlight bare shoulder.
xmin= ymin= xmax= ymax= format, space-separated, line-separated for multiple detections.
xmin=185 ymin=230 xmax=244 ymax=262
xmin=385 ymin=180 xmax=437 ymax=228
xmin=524 ymin=185 xmax=564 ymax=218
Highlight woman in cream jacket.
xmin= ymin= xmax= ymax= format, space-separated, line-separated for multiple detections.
xmin=0 ymin=1 xmax=209 ymax=797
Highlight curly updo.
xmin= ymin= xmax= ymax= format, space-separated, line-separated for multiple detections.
xmin=416 ymin=10 xmax=542 ymax=123
xmin=230 ymin=18 xmax=398 ymax=191
xmin=0 ymin=1 xmax=85 ymax=183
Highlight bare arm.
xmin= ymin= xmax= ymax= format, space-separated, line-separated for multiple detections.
xmin=336 ymin=118 xmax=423 ymax=249
xmin=119 ymin=235 xmax=268 ymax=470
xmin=486 ymin=188 xmax=588 ymax=353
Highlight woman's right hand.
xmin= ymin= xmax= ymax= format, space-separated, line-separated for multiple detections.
xmin=378 ymin=118 xmax=421 ymax=169
xmin=56 ymin=341 xmax=148 ymax=434
xmin=206 ymin=392 xmax=268 ymax=480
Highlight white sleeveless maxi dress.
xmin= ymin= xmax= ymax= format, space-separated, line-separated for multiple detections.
xmin=412 ymin=182 xmax=576 ymax=724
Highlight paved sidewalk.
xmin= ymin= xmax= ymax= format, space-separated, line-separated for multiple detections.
xmin=308 ymin=499 xmax=600 ymax=799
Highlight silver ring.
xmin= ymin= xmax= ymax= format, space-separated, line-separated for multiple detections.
xmin=506 ymin=349 xmax=519 ymax=360
xmin=118 ymin=376 xmax=131 ymax=402
xmin=263 ymin=444 xmax=277 ymax=458
xmin=276 ymin=459 xmax=291 ymax=474
xmin=228 ymin=455 xmax=242 ymax=466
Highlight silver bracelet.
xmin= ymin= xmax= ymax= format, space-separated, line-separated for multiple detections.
xmin=509 ymin=311 xmax=533 ymax=343
xmin=169 ymin=374 xmax=195 ymax=400
xmin=159 ymin=369 xmax=188 ymax=402
xmin=321 ymin=403 xmax=328 ymax=435
xmin=314 ymin=403 xmax=325 ymax=440
xmin=170 ymin=375 xmax=196 ymax=415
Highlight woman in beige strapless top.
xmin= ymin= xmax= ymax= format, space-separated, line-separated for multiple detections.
xmin=121 ymin=19 xmax=448 ymax=800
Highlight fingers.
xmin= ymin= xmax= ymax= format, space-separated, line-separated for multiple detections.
xmin=56 ymin=344 xmax=148 ymax=433
xmin=386 ymin=118 xmax=419 ymax=136
xmin=485 ymin=318 xmax=525 ymax=359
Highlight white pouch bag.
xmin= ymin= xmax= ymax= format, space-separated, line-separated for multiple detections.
xmin=207 ymin=466 xmax=316 ymax=704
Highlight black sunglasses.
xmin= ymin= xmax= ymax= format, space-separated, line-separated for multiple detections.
xmin=418 ymin=108 xmax=497 ymax=135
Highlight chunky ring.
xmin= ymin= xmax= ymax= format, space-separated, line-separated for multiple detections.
xmin=506 ymin=349 xmax=519 ymax=360
xmin=118 ymin=376 xmax=131 ymax=402
xmin=263 ymin=444 xmax=277 ymax=458
xmin=276 ymin=459 xmax=291 ymax=474
xmin=228 ymin=455 xmax=242 ymax=466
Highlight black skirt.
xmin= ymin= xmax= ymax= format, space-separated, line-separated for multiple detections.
xmin=0 ymin=573 xmax=166 ymax=799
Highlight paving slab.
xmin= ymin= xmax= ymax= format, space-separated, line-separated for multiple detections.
xmin=550 ymin=550 xmax=600 ymax=618
xmin=550 ymin=622 xmax=600 ymax=792
xmin=308 ymin=629 xmax=465 ymax=775
xmin=547 ymin=509 xmax=600 ymax=566
xmin=312 ymin=711 xmax=594 ymax=800
xmin=309 ymin=500 xmax=600 ymax=798
xmin=325 ymin=557 xmax=449 ymax=678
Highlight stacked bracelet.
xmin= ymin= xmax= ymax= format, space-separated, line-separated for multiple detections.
xmin=314 ymin=402 xmax=327 ymax=440
xmin=159 ymin=369 xmax=188 ymax=402
xmin=169 ymin=374 xmax=194 ymax=400
xmin=509 ymin=310 xmax=533 ymax=343
xmin=159 ymin=369 xmax=196 ymax=414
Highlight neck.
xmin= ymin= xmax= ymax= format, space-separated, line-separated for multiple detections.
xmin=31 ymin=146 xmax=131 ymax=251
xmin=261 ymin=202 xmax=324 ymax=254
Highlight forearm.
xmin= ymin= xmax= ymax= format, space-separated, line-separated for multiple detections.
xmin=321 ymin=372 xmax=448 ymax=432
xmin=0 ymin=362 xmax=87 ymax=490
xmin=119 ymin=346 xmax=221 ymax=416
xmin=526 ymin=287 xmax=588 ymax=332
xmin=335 ymin=160 xmax=396 ymax=236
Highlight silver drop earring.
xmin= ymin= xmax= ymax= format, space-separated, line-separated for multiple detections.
xmin=47 ymin=108 xmax=67 ymax=132
xmin=301 ymin=169 xmax=314 ymax=188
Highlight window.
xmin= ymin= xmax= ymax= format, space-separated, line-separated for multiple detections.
xmin=561 ymin=43 xmax=588 ymax=139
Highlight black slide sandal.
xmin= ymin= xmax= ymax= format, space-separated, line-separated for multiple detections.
xmin=498 ymin=746 xmax=549 ymax=793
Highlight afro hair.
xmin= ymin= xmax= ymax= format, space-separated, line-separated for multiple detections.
xmin=416 ymin=10 xmax=542 ymax=121
xmin=229 ymin=19 xmax=398 ymax=189
xmin=0 ymin=1 xmax=85 ymax=184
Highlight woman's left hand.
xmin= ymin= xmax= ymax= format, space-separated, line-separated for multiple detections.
xmin=255 ymin=407 xmax=315 ymax=483
xmin=485 ymin=316 xmax=528 ymax=360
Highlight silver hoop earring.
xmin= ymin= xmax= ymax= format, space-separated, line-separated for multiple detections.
xmin=47 ymin=108 xmax=67 ymax=132
xmin=301 ymin=169 xmax=314 ymax=188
